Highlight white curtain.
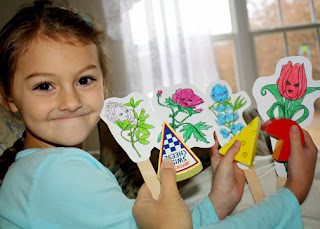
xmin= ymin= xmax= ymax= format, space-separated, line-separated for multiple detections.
xmin=102 ymin=0 xmax=220 ymax=97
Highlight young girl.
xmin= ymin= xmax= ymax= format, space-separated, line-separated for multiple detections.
xmin=0 ymin=1 xmax=317 ymax=229
xmin=0 ymin=2 xmax=242 ymax=228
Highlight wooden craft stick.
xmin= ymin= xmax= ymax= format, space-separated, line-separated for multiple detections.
xmin=137 ymin=159 xmax=161 ymax=199
xmin=277 ymin=176 xmax=287 ymax=189
xmin=244 ymin=168 xmax=265 ymax=203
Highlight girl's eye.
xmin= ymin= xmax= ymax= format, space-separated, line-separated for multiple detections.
xmin=77 ymin=76 xmax=95 ymax=85
xmin=33 ymin=82 xmax=53 ymax=91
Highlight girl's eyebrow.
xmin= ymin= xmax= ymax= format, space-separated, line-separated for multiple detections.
xmin=25 ymin=64 xmax=98 ymax=80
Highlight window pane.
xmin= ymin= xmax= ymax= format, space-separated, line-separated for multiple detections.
xmin=287 ymin=29 xmax=320 ymax=146
xmin=287 ymin=29 xmax=320 ymax=81
xmin=315 ymin=0 xmax=320 ymax=21
xmin=254 ymin=33 xmax=285 ymax=76
xmin=179 ymin=0 xmax=232 ymax=35
xmin=247 ymin=0 xmax=279 ymax=30
xmin=213 ymin=40 xmax=237 ymax=92
xmin=280 ymin=0 xmax=311 ymax=25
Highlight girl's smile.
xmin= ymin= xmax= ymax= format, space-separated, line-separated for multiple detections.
xmin=8 ymin=36 xmax=105 ymax=149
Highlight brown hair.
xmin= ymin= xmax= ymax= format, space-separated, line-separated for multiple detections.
xmin=0 ymin=0 xmax=109 ymax=109
xmin=0 ymin=1 xmax=109 ymax=183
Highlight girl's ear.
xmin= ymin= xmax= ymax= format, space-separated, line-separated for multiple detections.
xmin=6 ymin=98 xmax=19 ymax=113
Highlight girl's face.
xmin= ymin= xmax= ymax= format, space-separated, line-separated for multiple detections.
xmin=9 ymin=36 xmax=105 ymax=148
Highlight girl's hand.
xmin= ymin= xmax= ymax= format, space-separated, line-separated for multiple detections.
xmin=133 ymin=158 xmax=192 ymax=229
xmin=208 ymin=134 xmax=246 ymax=220
xmin=284 ymin=126 xmax=318 ymax=204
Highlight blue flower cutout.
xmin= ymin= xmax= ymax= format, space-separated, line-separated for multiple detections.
xmin=220 ymin=128 xmax=229 ymax=138
xmin=214 ymin=104 xmax=232 ymax=112
xmin=237 ymin=123 xmax=244 ymax=131
xmin=233 ymin=112 xmax=239 ymax=121
xmin=225 ymin=104 xmax=232 ymax=111
xmin=225 ymin=112 xmax=232 ymax=123
xmin=211 ymin=84 xmax=229 ymax=102
xmin=214 ymin=104 xmax=225 ymax=112
xmin=230 ymin=125 xmax=237 ymax=135
xmin=216 ymin=113 xmax=226 ymax=126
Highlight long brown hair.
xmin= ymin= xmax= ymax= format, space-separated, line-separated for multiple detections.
xmin=0 ymin=0 xmax=109 ymax=183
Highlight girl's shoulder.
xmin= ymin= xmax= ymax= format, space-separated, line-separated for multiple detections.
xmin=16 ymin=147 xmax=100 ymax=166
xmin=13 ymin=147 xmax=111 ymax=178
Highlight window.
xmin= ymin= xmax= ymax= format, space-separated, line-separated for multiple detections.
xmin=246 ymin=0 xmax=320 ymax=146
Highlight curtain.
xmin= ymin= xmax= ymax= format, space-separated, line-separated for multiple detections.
xmin=102 ymin=0 xmax=220 ymax=97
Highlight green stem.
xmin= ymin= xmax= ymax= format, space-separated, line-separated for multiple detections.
xmin=120 ymin=130 xmax=131 ymax=142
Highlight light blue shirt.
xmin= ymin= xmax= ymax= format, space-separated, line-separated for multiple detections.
xmin=0 ymin=147 xmax=217 ymax=228
xmin=0 ymin=147 xmax=302 ymax=228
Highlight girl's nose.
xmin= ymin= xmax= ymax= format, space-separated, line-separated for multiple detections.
xmin=58 ymin=88 xmax=83 ymax=112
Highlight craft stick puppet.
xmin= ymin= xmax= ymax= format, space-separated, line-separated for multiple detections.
xmin=206 ymin=80 xmax=251 ymax=147
xmin=204 ymin=81 xmax=264 ymax=203
xmin=153 ymin=84 xmax=217 ymax=148
xmin=252 ymin=56 xmax=320 ymax=178
xmin=152 ymin=84 xmax=217 ymax=181
xmin=100 ymin=92 xmax=161 ymax=199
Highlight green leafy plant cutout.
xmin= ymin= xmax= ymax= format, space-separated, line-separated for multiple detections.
xmin=115 ymin=97 xmax=154 ymax=158
xmin=156 ymin=89 xmax=212 ymax=143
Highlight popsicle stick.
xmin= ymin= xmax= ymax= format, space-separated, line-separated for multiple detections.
xmin=137 ymin=159 xmax=160 ymax=199
xmin=244 ymin=168 xmax=265 ymax=203
xmin=277 ymin=176 xmax=287 ymax=189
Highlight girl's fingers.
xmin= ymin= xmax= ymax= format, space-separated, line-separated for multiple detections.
xmin=222 ymin=140 xmax=240 ymax=163
xmin=159 ymin=158 xmax=180 ymax=199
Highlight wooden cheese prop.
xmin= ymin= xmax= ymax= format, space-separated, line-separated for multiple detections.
xmin=219 ymin=117 xmax=265 ymax=203
xmin=261 ymin=118 xmax=304 ymax=162
xmin=219 ymin=117 xmax=261 ymax=168
xmin=158 ymin=122 xmax=203 ymax=182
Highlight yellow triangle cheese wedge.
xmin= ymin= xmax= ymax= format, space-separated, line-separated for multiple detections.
xmin=219 ymin=117 xmax=261 ymax=168
xmin=158 ymin=122 xmax=203 ymax=182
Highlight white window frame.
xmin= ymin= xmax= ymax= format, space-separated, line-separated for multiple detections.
xmin=212 ymin=0 xmax=320 ymax=105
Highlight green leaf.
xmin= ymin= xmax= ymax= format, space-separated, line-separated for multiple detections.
xmin=140 ymin=123 xmax=155 ymax=129
xmin=290 ymin=105 xmax=309 ymax=124
xmin=134 ymin=100 xmax=143 ymax=108
xmin=165 ymin=97 xmax=179 ymax=107
xmin=135 ymin=130 xmax=140 ymax=140
xmin=116 ymin=120 xmax=123 ymax=129
xmin=180 ymin=123 xmax=209 ymax=143
xmin=157 ymin=131 xmax=162 ymax=142
xmin=194 ymin=122 xmax=212 ymax=131
xmin=139 ymin=108 xmax=145 ymax=119
xmin=139 ymin=133 xmax=150 ymax=140
xmin=234 ymin=96 xmax=247 ymax=110
xmin=180 ymin=124 xmax=193 ymax=142
xmin=137 ymin=120 xmax=145 ymax=127
xmin=185 ymin=107 xmax=196 ymax=116
xmin=133 ymin=110 xmax=138 ymax=119
xmin=138 ymin=127 xmax=150 ymax=135
xmin=138 ymin=139 xmax=149 ymax=145
xmin=266 ymin=102 xmax=285 ymax=119
xmin=124 ymin=124 xmax=135 ymax=130
xmin=140 ymin=114 xmax=149 ymax=121
xmin=130 ymin=97 xmax=134 ymax=106
xmin=123 ymin=102 xmax=132 ymax=107
xmin=122 ymin=120 xmax=129 ymax=129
